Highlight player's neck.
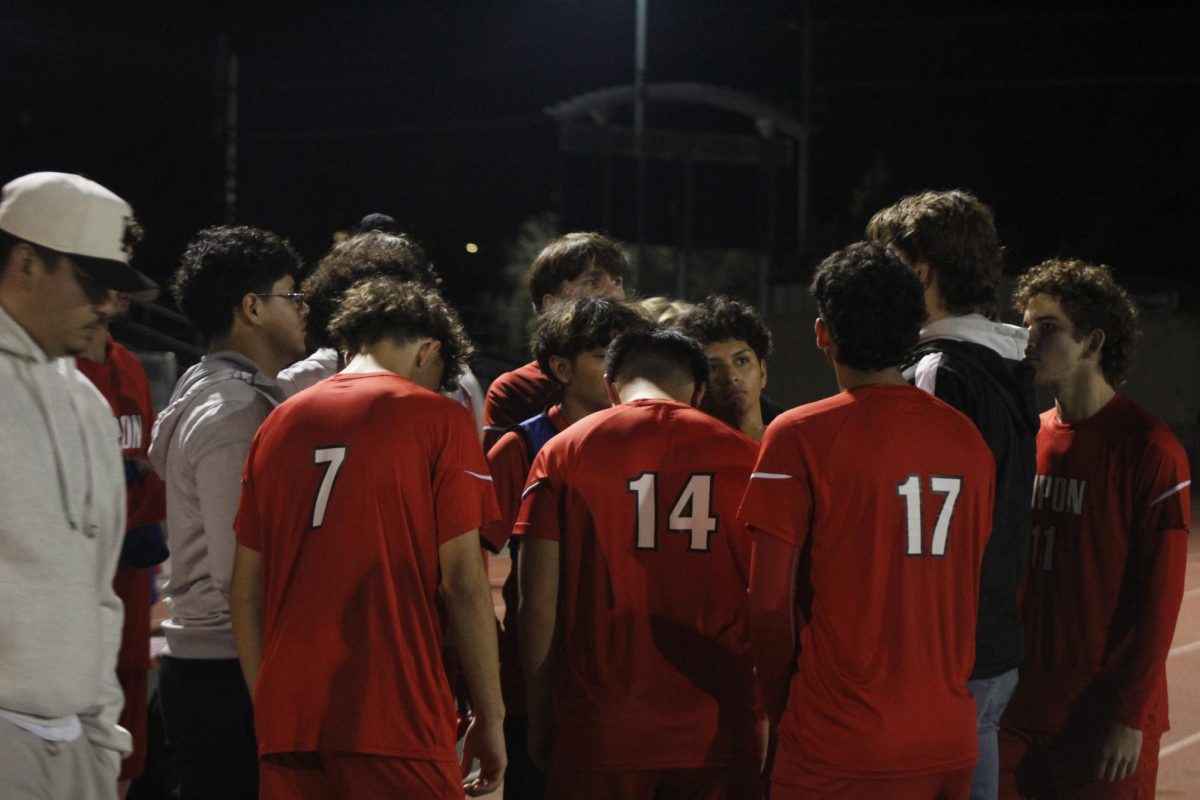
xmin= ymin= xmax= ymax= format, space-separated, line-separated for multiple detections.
xmin=79 ymin=324 xmax=111 ymax=363
xmin=833 ymin=363 xmax=908 ymax=392
xmin=558 ymin=395 xmax=601 ymax=426
xmin=738 ymin=408 xmax=765 ymax=443
xmin=1051 ymin=371 xmax=1115 ymax=424
xmin=342 ymin=343 xmax=420 ymax=381
xmin=210 ymin=330 xmax=287 ymax=380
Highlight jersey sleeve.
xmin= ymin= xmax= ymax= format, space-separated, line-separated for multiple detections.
xmin=513 ymin=446 xmax=563 ymax=543
xmin=480 ymin=430 xmax=530 ymax=552
xmin=738 ymin=422 xmax=813 ymax=548
xmin=432 ymin=406 xmax=501 ymax=544
xmin=1113 ymin=437 xmax=1192 ymax=728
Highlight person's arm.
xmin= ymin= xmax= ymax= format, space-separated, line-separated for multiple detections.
xmin=80 ymin=440 xmax=133 ymax=777
xmin=229 ymin=543 xmax=265 ymax=694
xmin=518 ymin=535 xmax=560 ymax=770
xmin=748 ymin=531 xmax=802 ymax=729
xmin=1096 ymin=526 xmax=1188 ymax=782
xmin=440 ymin=529 xmax=506 ymax=796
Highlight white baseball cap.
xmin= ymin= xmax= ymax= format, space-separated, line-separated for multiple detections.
xmin=0 ymin=171 xmax=158 ymax=296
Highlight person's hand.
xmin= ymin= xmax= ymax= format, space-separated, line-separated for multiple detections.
xmin=461 ymin=713 xmax=506 ymax=796
xmin=1095 ymin=722 xmax=1142 ymax=783
xmin=754 ymin=712 xmax=770 ymax=772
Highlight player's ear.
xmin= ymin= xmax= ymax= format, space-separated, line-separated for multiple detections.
xmin=604 ymin=374 xmax=621 ymax=405
xmin=237 ymin=292 xmax=261 ymax=326
xmin=1084 ymin=328 xmax=1105 ymax=359
xmin=548 ymin=354 xmax=573 ymax=385
xmin=759 ymin=358 xmax=768 ymax=390
xmin=814 ymin=317 xmax=829 ymax=350
xmin=913 ymin=259 xmax=933 ymax=289
xmin=415 ymin=338 xmax=442 ymax=369
xmin=690 ymin=381 xmax=706 ymax=409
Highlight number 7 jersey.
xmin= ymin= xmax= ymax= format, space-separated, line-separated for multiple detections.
xmin=234 ymin=372 xmax=500 ymax=760
xmin=515 ymin=398 xmax=760 ymax=770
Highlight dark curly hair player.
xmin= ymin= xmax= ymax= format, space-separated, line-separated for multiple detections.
xmin=744 ymin=240 xmax=996 ymax=800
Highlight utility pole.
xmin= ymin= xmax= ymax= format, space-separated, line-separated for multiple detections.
xmin=633 ymin=0 xmax=647 ymax=289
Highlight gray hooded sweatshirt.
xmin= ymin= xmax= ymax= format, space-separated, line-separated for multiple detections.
xmin=149 ymin=351 xmax=283 ymax=659
xmin=0 ymin=304 xmax=131 ymax=761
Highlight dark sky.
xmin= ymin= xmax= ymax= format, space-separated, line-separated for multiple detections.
xmin=3 ymin=2 xmax=1198 ymax=346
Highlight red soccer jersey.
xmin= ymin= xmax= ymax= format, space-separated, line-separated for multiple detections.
xmin=483 ymin=405 xmax=570 ymax=716
xmin=516 ymin=398 xmax=760 ymax=770
xmin=739 ymin=384 xmax=995 ymax=781
xmin=234 ymin=372 xmax=500 ymax=760
xmin=482 ymin=360 xmax=560 ymax=450
xmin=77 ymin=335 xmax=166 ymax=672
xmin=1003 ymin=395 xmax=1191 ymax=735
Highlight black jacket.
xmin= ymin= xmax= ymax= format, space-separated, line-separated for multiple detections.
xmin=903 ymin=316 xmax=1041 ymax=679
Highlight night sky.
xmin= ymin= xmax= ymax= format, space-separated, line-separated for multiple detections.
xmin=3 ymin=2 xmax=1197 ymax=355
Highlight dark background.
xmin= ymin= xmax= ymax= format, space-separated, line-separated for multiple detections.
xmin=3 ymin=2 xmax=1197 ymax=355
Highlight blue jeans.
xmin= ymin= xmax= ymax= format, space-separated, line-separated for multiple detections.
xmin=967 ymin=668 xmax=1019 ymax=800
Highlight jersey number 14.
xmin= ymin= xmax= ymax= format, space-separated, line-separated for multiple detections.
xmin=627 ymin=473 xmax=717 ymax=552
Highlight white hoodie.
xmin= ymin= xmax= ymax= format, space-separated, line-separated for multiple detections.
xmin=149 ymin=351 xmax=283 ymax=659
xmin=0 ymin=304 xmax=130 ymax=760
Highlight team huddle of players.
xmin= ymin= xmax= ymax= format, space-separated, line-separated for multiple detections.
xmin=161 ymin=191 xmax=1189 ymax=800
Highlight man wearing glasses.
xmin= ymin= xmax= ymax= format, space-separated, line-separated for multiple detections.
xmin=149 ymin=225 xmax=308 ymax=800
xmin=0 ymin=171 xmax=158 ymax=799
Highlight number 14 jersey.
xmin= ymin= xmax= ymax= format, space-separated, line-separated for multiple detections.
xmin=515 ymin=398 xmax=760 ymax=770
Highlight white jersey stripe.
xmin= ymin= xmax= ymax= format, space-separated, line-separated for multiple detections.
xmin=520 ymin=480 xmax=543 ymax=500
xmin=750 ymin=472 xmax=793 ymax=480
xmin=465 ymin=470 xmax=494 ymax=482
xmin=1150 ymin=480 xmax=1191 ymax=507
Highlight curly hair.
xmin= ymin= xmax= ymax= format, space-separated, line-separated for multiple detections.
xmin=532 ymin=297 xmax=652 ymax=383
xmin=671 ymin=295 xmax=773 ymax=361
xmin=1012 ymin=258 xmax=1139 ymax=386
xmin=328 ymin=276 xmax=473 ymax=393
xmin=302 ymin=230 xmax=440 ymax=350
xmin=527 ymin=231 xmax=629 ymax=310
xmin=605 ymin=328 xmax=709 ymax=390
xmin=171 ymin=225 xmax=302 ymax=343
xmin=866 ymin=189 xmax=1003 ymax=318
xmin=810 ymin=242 xmax=926 ymax=372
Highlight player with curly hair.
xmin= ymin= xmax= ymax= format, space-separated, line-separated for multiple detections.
xmin=231 ymin=276 xmax=505 ymax=798
xmin=998 ymin=260 xmax=1191 ymax=799
xmin=672 ymin=295 xmax=780 ymax=442
xmin=149 ymin=224 xmax=307 ymax=800
xmin=743 ymin=242 xmax=995 ymax=800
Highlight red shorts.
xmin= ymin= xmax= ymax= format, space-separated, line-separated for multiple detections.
xmin=260 ymin=752 xmax=462 ymax=800
xmin=116 ymin=669 xmax=148 ymax=781
xmin=998 ymin=725 xmax=1160 ymax=799
xmin=768 ymin=767 xmax=972 ymax=800
xmin=545 ymin=761 xmax=763 ymax=800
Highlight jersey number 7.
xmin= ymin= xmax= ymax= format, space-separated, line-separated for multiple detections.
xmin=311 ymin=446 xmax=348 ymax=528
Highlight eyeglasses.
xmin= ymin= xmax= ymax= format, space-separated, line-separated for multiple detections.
xmin=255 ymin=292 xmax=307 ymax=311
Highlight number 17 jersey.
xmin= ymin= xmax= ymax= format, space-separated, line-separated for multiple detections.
xmin=515 ymin=398 xmax=760 ymax=770
xmin=739 ymin=384 xmax=995 ymax=781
